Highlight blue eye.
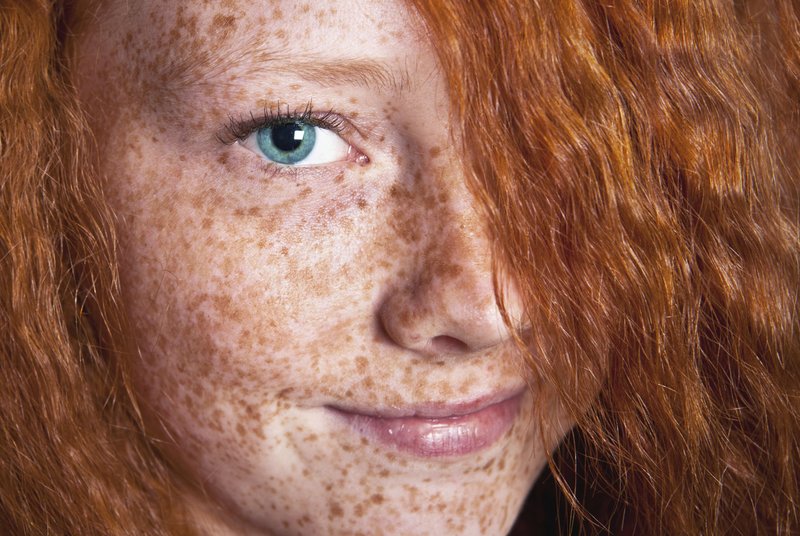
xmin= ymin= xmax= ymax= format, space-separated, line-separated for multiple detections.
xmin=242 ymin=120 xmax=351 ymax=167
xmin=256 ymin=122 xmax=316 ymax=165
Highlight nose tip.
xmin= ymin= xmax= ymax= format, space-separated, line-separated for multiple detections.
xmin=378 ymin=270 xmax=524 ymax=358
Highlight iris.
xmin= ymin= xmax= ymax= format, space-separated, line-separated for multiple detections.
xmin=256 ymin=122 xmax=317 ymax=165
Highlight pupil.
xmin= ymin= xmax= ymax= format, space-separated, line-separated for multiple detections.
xmin=271 ymin=122 xmax=304 ymax=152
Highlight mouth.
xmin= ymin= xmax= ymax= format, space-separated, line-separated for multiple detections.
xmin=326 ymin=389 xmax=526 ymax=458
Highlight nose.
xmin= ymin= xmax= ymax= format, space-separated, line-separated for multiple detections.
xmin=378 ymin=194 xmax=527 ymax=358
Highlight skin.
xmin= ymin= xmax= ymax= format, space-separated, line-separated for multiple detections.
xmin=73 ymin=1 xmax=571 ymax=534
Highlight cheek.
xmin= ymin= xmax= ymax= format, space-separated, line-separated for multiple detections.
xmin=105 ymin=132 xmax=394 ymax=403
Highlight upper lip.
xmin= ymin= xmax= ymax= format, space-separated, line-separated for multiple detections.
xmin=325 ymin=386 xmax=527 ymax=419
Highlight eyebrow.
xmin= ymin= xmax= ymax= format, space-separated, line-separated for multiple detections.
xmin=284 ymin=59 xmax=412 ymax=92
xmin=157 ymin=39 xmax=413 ymax=96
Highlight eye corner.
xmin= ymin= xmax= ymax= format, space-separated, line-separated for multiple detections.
xmin=352 ymin=149 xmax=370 ymax=166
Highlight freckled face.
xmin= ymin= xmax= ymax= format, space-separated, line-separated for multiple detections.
xmin=74 ymin=1 xmax=566 ymax=534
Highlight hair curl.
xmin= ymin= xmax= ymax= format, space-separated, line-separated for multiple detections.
xmin=1 ymin=2 xmax=185 ymax=534
xmin=1 ymin=0 xmax=798 ymax=534
xmin=409 ymin=0 xmax=800 ymax=533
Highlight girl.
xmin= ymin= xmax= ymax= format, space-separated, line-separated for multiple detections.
xmin=1 ymin=0 xmax=798 ymax=534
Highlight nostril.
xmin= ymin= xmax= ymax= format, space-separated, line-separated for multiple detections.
xmin=427 ymin=335 xmax=470 ymax=355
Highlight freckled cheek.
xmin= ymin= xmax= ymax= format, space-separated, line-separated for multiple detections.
xmin=115 ymin=182 xmax=388 ymax=379
xmin=121 ymin=242 xmax=324 ymax=380
xmin=108 ymin=135 xmax=413 ymax=394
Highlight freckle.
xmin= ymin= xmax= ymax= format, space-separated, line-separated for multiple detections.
xmin=217 ymin=154 xmax=228 ymax=166
xmin=334 ymin=172 xmax=345 ymax=183
xmin=429 ymin=146 xmax=441 ymax=157
xmin=272 ymin=8 xmax=283 ymax=19
xmin=289 ymin=83 xmax=301 ymax=90
xmin=275 ymin=29 xmax=286 ymax=40
xmin=299 ymin=186 xmax=312 ymax=198
xmin=210 ymin=13 xmax=237 ymax=34
xmin=329 ymin=502 xmax=344 ymax=519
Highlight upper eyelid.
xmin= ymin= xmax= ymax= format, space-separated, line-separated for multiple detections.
xmin=217 ymin=105 xmax=361 ymax=145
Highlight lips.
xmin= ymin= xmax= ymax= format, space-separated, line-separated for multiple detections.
xmin=327 ymin=390 xmax=525 ymax=457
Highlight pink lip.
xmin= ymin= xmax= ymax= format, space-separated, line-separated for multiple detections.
xmin=328 ymin=390 xmax=525 ymax=457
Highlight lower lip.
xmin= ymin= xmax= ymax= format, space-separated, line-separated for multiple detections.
xmin=329 ymin=394 xmax=524 ymax=457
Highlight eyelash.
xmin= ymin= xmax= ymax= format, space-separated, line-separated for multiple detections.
xmin=219 ymin=102 xmax=348 ymax=145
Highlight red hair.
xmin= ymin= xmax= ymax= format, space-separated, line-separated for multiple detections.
xmin=1 ymin=0 xmax=798 ymax=534
xmin=410 ymin=0 xmax=800 ymax=533
xmin=1 ymin=2 xmax=184 ymax=533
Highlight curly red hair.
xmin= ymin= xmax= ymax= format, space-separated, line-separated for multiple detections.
xmin=1 ymin=2 xmax=183 ymax=534
xmin=410 ymin=1 xmax=800 ymax=533
xmin=1 ymin=1 xmax=798 ymax=534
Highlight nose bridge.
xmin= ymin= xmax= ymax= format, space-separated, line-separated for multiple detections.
xmin=409 ymin=131 xmax=494 ymax=293
xmin=420 ymin=187 xmax=495 ymax=314
xmin=435 ymin=192 xmax=494 ymax=307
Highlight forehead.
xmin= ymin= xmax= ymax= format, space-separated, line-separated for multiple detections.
xmin=89 ymin=0 xmax=424 ymax=68
xmin=75 ymin=0 xmax=440 ymax=124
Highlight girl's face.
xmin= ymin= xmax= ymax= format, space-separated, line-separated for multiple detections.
xmin=75 ymin=1 xmax=567 ymax=533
